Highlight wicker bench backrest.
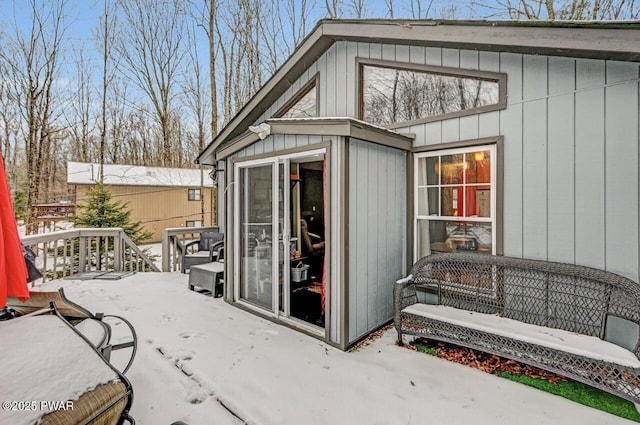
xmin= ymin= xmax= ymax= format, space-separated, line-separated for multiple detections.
xmin=410 ymin=253 xmax=640 ymax=356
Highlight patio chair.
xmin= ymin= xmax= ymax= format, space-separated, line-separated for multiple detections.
xmin=0 ymin=302 xmax=135 ymax=425
xmin=300 ymin=219 xmax=325 ymax=280
xmin=6 ymin=288 xmax=138 ymax=375
xmin=181 ymin=231 xmax=224 ymax=273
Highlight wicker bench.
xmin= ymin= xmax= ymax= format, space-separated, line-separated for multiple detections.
xmin=394 ymin=253 xmax=640 ymax=408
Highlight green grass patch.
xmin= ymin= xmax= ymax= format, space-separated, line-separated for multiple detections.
xmin=413 ymin=342 xmax=437 ymax=357
xmin=410 ymin=340 xmax=640 ymax=422
xmin=500 ymin=372 xmax=640 ymax=422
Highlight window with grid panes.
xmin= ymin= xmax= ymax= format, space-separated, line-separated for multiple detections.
xmin=415 ymin=145 xmax=496 ymax=259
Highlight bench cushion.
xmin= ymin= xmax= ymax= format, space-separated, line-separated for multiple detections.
xmin=403 ymin=304 xmax=640 ymax=369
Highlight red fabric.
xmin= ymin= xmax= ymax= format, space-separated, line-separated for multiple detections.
xmin=456 ymin=167 xmax=477 ymax=217
xmin=455 ymin=158 xmax=490 ymax=217
xmin=0 ymin=154 xmax=29 ymax=307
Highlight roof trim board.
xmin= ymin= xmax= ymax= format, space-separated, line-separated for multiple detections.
xmin=215 ymin=117 xmax=415 ymax=160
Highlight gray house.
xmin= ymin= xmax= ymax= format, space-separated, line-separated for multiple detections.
xmin=197 ymin=19 xmax=640 ymax=350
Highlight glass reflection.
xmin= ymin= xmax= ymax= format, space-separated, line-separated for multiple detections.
xmin=280 ymin=84 xmax=317 ymax=119
xmin=362 ymin=65 xmax=500 ymax=127
xmin=428 ymin=220 xmax=492 ymax=254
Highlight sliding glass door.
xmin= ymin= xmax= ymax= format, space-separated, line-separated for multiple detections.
xmin=234 ymin=149 xmax=326 ymax=328
xmin=238 ymin=162 xmax=276 ymax=309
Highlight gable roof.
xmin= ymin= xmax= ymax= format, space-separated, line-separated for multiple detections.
xmin=67 ymin=162 xmax=213 ymax=187
xmin=197 ymin=19 xmax=640 ymax=165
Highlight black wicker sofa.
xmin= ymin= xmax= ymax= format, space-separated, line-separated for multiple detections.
xmin=394 ymin=253 xmax=640 ymax=408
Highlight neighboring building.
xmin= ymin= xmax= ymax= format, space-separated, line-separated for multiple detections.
xmin=68 ymin=162 xmax=215 ymax=243
xmin=197 ymin=20 xmax=640 ymax=350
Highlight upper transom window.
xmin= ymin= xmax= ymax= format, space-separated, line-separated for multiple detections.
xmin=277 ymin=79 xmax=317 ymax=119
xmin=359 ymin=60 xmax=506 ymax=128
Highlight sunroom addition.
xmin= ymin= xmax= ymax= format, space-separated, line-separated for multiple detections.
xmin=218 ymin=117 xmax=413 ymax=349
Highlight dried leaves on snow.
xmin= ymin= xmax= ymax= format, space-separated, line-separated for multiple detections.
xmin=410 ymin=338 xmax=568 ymax=384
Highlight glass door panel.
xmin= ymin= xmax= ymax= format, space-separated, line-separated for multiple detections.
xmin=239 ymin=164 xmax=274 ymax=310
xmin=235 ymin=149 xmax=327 ymax=329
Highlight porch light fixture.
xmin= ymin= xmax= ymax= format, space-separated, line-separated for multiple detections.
xmin=248 ymin=123 xmax=271 ymax=140
xmin=209 ymin=161 xmax=225 ymax=183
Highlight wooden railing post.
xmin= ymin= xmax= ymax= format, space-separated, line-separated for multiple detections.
xmin=162 ymin=229 xmax=171 ymax=272
xmin=79 ymin=236 xmax=87 ymax=272
xmin=114 ymin=232 xmax=123 ymax=271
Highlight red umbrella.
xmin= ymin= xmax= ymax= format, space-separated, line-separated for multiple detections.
xmin=0 ymin=154 xmax=29 ymax=307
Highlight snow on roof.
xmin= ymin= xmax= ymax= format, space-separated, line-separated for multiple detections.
xmin=67 ymin=162 xmax=213 ymax=187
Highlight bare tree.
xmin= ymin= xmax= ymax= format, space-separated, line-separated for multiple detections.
xmin=217 ymin=0 xmax=266 ymax=123
xmin=0 ymin=80 xmax=19 ymax=166
xmin=0 ymin=0 xmax=68 ymax=233
xmin=215 ymin=10 xmax=236 ymax=124
xmin=183 ymin=25 xmax=211 ymax=156
xmin=65 ymin=47 xmax=94 ymax=163
xmin=324 ymin=0 xmax=343 ymax=18
xmin=96 ymin=0 xmax=118 ymax=181
xmin=346 ymin=0 xmax=368 ymax=17
xmin=106 ymin=76 xmax=129 ymax=164
xmin=117 ymin=0 xmax=187 ymax=167
xmin=408 ymin=0 xmax=435 ymax=18
xmin=238 ymin=0 xmax=264 ymax=96
xmin=183 ymin=23 xmax=212 ymax=222
xmin=286 ymin=0 xmax=315 ymax=48
xmin=207 ymin=0 xmax=218 ymax=137
xmin=385 ymin=0 xmax=396 ymax=17
xmin=189 ymin=0 xmax=220 ymax=138
xmin=0 ymin=55 xmax=25 ymax=203
xmin=257 ymin=0 xmax=286 ymax=74
xmin=473 ymin=0 xmax=638 ymax=19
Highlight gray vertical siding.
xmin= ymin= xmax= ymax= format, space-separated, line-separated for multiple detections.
xmin=500 ymin=53 xmax=524 ymax=258
xmin=605 ymin=62 xmax=639 ymax=281
xmin=239 ymin=41 xmax=640 ymax=299
xmin=575 ymin=60 xmax=606 ymax=270
xmin=348 ymin=139 xmax=407 ymax=343
xmin=547 ymin=57 xmax=576 ymax=264
xmin=522 ymin=55 xmax=548 ymax=260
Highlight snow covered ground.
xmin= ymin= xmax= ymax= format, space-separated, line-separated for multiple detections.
xmin=32 ymin=273 xmax=636 ymax=425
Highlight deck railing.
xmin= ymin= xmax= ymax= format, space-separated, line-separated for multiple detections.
xmin=161 ymin=226 xmax=220 ymax=272
xmin=21 ymin=228 xmax=160 ymax=282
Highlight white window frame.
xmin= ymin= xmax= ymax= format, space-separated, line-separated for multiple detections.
xmin=233 ymin=148 xmax=327 ymax=329
xmin=414 ymin=144 xmax=497 ymax=262
xmin=188 ymin=188 xmax=201 ymax=201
